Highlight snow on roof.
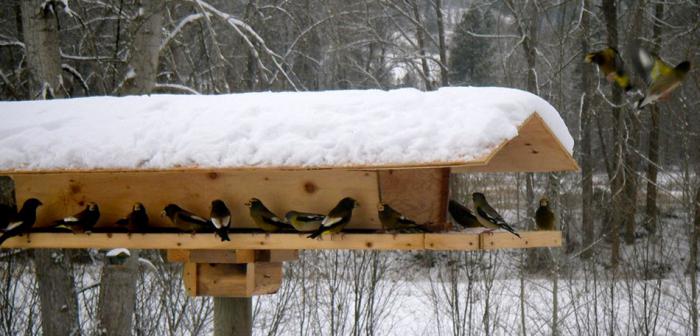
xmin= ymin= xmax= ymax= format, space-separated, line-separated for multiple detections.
xmin=0 ymin=87 xmax=573 ymax=172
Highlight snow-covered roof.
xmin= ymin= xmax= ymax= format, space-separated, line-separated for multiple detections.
xmin=0 ymin=87 xmax=574 ymax=172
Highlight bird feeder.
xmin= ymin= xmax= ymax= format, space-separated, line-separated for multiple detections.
xmin=0 ymin=88 xmax=577 ymax=297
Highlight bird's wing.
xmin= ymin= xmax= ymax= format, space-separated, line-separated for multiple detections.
xmin=63 ymin=216 xmax=79 ymax=222
xmin=5 ymin=221 xmax=23 ymax=231
xmin=476 ymin=205 xmax=506 ymax=225
xmin=211 ymin=216 xmax=231 ymax=229
xmin=296 ymin=213 xmax=325 ymax=222
xmin=321 ymin=216 xmax=343 ymax=227
xmin=177 ymin=212 xmax=208 ymax=225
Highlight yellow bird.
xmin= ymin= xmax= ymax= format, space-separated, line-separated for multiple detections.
xmin=585 ymin=47 xmax=633 ymax=92
xmin=377 ymin=202 xmax=428 ymax=233
xmin=636 ymin=49 xmax=691 ymax=109
xmin=307 ymin=197 xmax=358 ymax=239
xmin=245 ymin=198 xmax=289 ymax=233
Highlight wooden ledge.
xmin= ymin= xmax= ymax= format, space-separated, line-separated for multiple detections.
xmin=1 ymin=231 xmax=562 ymax=251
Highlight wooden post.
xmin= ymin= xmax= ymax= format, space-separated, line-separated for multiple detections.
xmin=214 ymin=297 xmax=252 ymax=336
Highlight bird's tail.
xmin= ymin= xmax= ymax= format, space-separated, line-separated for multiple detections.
xmin=0 ymin=233 xmax=9 ymax=246
xmin=216 ymin=228 xmax=230 ymax=242
xmin=502 ymin=224 xmax=521 ymax=239
xmin=307 ymin=229 xmax=323 ymax=239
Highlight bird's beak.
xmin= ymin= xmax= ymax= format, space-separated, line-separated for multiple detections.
xmin=355 ymin=202 xmax=360 ymax=208
xmin=244 ymin=201 xmax=251 ymax=207
xmin=160 ymin=210 xmax=166 ymax=217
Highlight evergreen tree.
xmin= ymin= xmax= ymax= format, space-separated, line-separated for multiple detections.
xmin=448 ymin=8 xmax=495 ymax=86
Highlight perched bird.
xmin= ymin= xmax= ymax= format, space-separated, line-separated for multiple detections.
xmin=285 ymin=210 xmax=324 ymax=233
xmin=535 ymin=197 xmax=556 ymax=231
xmin=636 ymin=49 xmax=691 ymax=109
xmin=472 ymin=193 xmax=520 ymax=238
xmin=210 ymin=199 xmax=231 ymax=241
xmin=448 ymin=200 xmax=481 ymax=229
xmin=54 ymin=202 xmax=100 ymax=233
xmin=245 ymin=198 xmax=289 ymax=233
xmin=161 ymin=204 xmax=209 ymax=234
xmin=307 ymin=197 xmax=359 ymax=239
xmin=116 ymin=202 xmax=149 ymax=234
xmin=0 ymin=198 xmax=42 ymax=246
xmin=377 ymin=202 xmax=428 ymax=233
xmin=585 ymin=47 xmax=634 ymax=92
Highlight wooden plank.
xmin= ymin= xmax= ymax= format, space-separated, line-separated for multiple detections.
xmin=167 ymin=249 xmax=297 ymax=264
xmin=247 ymin=262 xmax=283 ymax=296
xmin=167 ymin=249 xmax=191 ymax=263
xmin=479 ymin=231 xmax=563 ymax=250
xmin=453 ymin=114 xmax=579 ymax=173
xmin=11 ymin=169 xmax=382 ymax=230
xmin=183 ymin=262 xmax=198 ymax=296
xmin=1 ymin=232 xmax=561 ymax=250
xmin=378 ymin=168 xmax=450 ymax=231
xmin=424 ymin=232 xmax=480 ymax=251
xmin=196 ymin=263 xmax=248 ymax=297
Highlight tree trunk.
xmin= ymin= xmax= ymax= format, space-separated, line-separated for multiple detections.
xmin=580 ymin=0 xmax=594 ymax=258
xmin=602 ymin=0 xmax=622 ymax=269
xmin=411 ymin=0 xmax=432 ymax=91
xmin=97 ymin=251 xmax=139 ymax=336
xmin=691 ymin=188 xmax=700 ymax=336
xmin=34 ymin=250 xmax=80 ymax=336
xmin=121 ymin=0 xmax=164 ymax=95
xmin=645 ymin=3 xmax=664 ymax=235
xmin=214 ymin=297 xmax=252 ymax=336
xmin=20 ymin=0 xmax=64 ymax=99
xmin=434 ymin=0 xmax=449 ymax=87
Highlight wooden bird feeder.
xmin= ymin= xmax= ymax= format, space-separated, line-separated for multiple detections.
xmin=0 ymin=90 xmax=577 ymax=297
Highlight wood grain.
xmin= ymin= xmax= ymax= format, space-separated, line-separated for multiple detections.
xmin=11 ymin=169 xmax=382 ymax=230
xmin=378 ymin=168 xmax=449 ymax=231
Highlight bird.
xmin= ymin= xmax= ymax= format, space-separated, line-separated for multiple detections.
xmin=535 ymin=197 xmax=556 ymax=231
xmin=377 ymin=202 xmax=428 ymax=233
xmin=245 ymin=198 xmax=289 ymax=233
xmin=161 ymin=204 xmax=209 ymax=234
xmin=448 ymin=200 xmax=481 ymax=229
xmin=53 ymin=202 xmax=100 ymax=233
xmin=210 ymin=199 xmax=231 ymax=241
xmin=472 ymin=193 xmax=520 ymax=238
xmin=285 ymin=210 xmax=325 ymax=233
xmin=635 ymin=49 xmax=691 ymax=109
xmin=0 ymin=198 xmax=42 ymax=246
xmin=307 ymin=197 xmax=359 ymax=239
xmin=116 ymin=202 xmax=149 ymax=234
xmin=585 ymin=47 xmax=634 ymax=92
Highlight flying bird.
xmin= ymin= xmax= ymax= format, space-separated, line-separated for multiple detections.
xmin=535 ymin=197 xmax=556 ymax=231
xmin=377 ymin=202 xmax=428 ymax=233
xmin=0 ymin=198 xmax=42 ymax=246
xmin=210 ymin=199 xmax=231 ymax=241
xmin=161 ymin=204 xmax=209 ymax=234
xmin=116 ymin=202 xmax=149 ymax=234
xmin=285 ymin=210 xmax=324 ymax=233
xmin=585 ymin=47 xmax=634 ymax=92
xmin=245 ymin=198 xmax=289 ymax=233
xmin=472 ymin=193 xmax=520 ymax=238
xmin=448 ymin=200 xmax=481 ymax=229
xmin=636 ymin=49 xmax=691 ymax=109
xmin=54 ymin=202 xmax=100 ymax=233
xmin=307 ymin=197 xmax=358 ymax=239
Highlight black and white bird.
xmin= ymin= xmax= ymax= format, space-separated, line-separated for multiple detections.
xmin=0 ymin=198 xmax=42 ymax=246
xmin=210 ymin=199 xmax=231 ymax=241
xmin=307 ymin=197 xmax=358 ymax=239
xmin=472 ymin=193 xmax=520 ymax=238
xmin=54 ymin=202 xmax=100 ymax=233
xmin=116 ymin=202 xmax=149 ymax=234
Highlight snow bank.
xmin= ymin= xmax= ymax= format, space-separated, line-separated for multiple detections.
xmin=0 ymin=87 xmax=573 ymax=171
